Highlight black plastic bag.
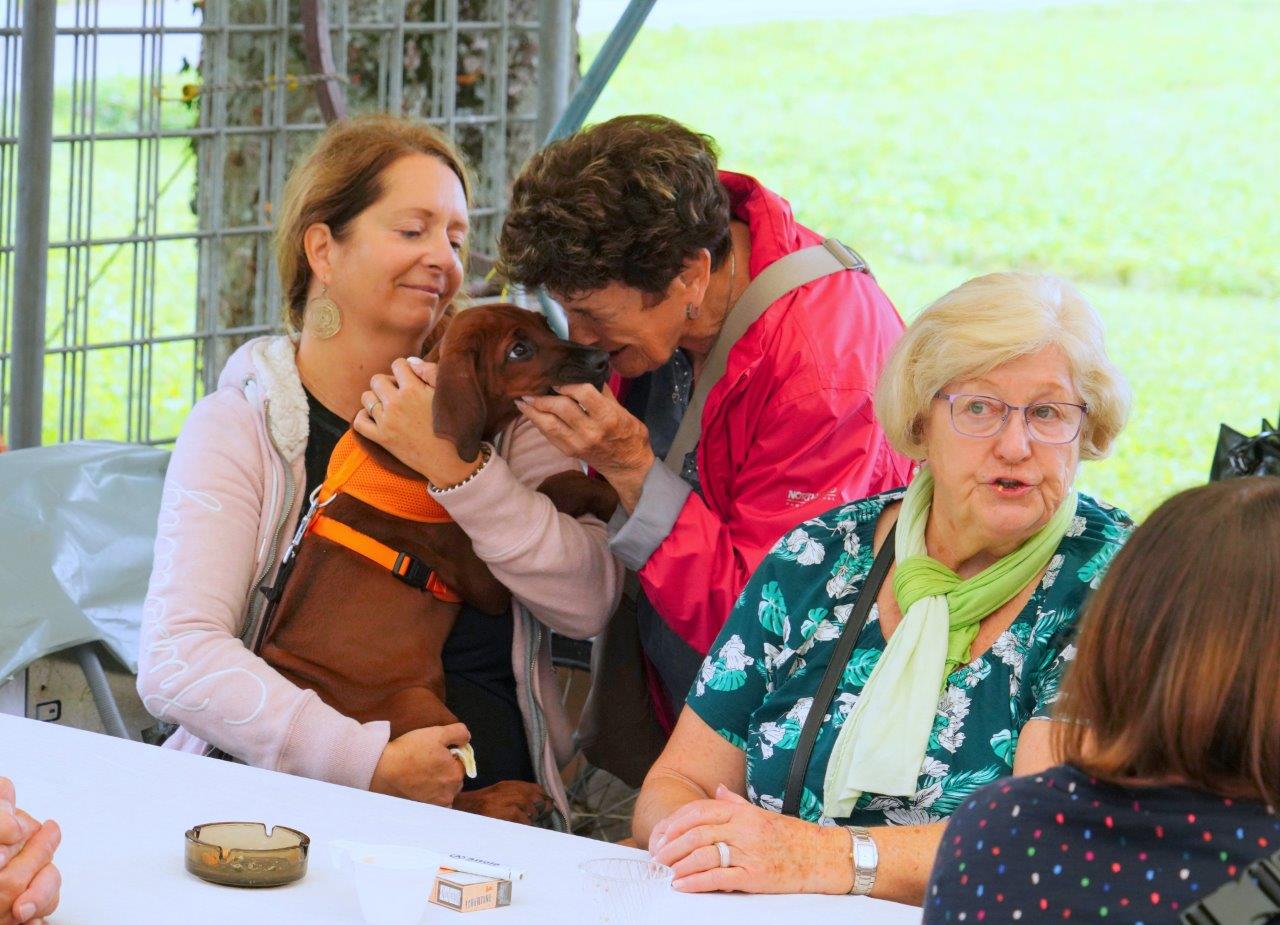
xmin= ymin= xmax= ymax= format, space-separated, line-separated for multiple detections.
xmin=1209 ymin=408 xmax=1280 ymax=481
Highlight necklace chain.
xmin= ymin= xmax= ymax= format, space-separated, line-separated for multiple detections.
xmin=723 ymin=244 xmax=738 ymax=321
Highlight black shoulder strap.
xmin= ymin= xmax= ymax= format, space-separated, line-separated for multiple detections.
xmin=781 ymin=522 xmax=896 ymax=818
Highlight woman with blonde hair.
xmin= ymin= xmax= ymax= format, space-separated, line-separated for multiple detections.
xmin=636 ymin=272 xmax=1133 ymax=903
xmin=136 ymin=115 xmax=621 ymax=826
xmin=925 ymin=476 xmax=1280 ymax=922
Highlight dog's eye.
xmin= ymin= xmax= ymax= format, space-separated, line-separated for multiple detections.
xmin=506 ymin=342 xmax=533 ymax=361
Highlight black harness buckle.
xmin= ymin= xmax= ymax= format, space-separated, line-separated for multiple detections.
xmin=391 ymin=551 xmax=434 ymax=591
xmin=1181 ymin=849 xmax=1280 ymax=925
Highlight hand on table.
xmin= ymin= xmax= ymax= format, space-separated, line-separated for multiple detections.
xmin=513 ymin=383 xmax=653 ymax=513
xmin=0 ymin=777 xmax=61 ymax=925
xmin=649 ymin=785 xmax=851 ymax=894
xmin=370 ymin=724 xmax=470 ymax=807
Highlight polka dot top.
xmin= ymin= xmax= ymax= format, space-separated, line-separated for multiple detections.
xmin=924 ymin=762 xmax=1279 ymax=924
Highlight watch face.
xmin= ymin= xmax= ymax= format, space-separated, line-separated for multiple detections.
xmin=854 ymin=842 xmax=877 ymax=868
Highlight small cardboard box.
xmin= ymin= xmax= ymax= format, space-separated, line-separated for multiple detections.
xmin=430 ymin=871 xmax=512 ymax=913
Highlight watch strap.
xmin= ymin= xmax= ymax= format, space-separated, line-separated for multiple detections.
xmin=845 ymin=825 xmax=878 ymax=896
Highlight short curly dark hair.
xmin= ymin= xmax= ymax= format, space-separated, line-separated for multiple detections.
xmin=498 ymin=114 xmax=732 ymax=299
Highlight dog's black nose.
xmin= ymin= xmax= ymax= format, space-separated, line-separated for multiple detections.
xmin=585 ymin=349 xmax=609 ymax=379
xmin=560 ymin=347 xmax=612 ymax=389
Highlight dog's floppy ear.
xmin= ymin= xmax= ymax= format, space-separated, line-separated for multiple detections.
xmin=433 ymin=329 xmax=487 ymax=463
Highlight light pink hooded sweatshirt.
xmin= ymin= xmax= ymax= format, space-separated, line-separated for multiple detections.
xmin=136 ymin=335 xmax=623 ymax=825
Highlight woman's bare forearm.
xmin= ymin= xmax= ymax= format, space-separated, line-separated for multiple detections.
xmin=632 ymin=768 xmax=712 ymax=848
xmin=865 ymin=820 xmax=947 ymax=905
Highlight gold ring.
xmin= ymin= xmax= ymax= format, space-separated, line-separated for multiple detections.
xmin=366 ymin=400 xmax=381 ymax=416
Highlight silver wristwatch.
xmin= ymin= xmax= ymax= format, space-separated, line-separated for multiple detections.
xmin=844 ymin=825 xmax=878 ymax=896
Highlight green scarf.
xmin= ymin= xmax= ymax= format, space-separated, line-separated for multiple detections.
xmin=822 ymin=468 xmax=1077 ymax=817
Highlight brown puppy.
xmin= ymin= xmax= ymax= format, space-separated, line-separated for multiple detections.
xmin=258 ymin=304 xmax=614 ymax=823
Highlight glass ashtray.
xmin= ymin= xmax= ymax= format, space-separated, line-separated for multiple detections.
xmin=579 ymin=857 xmax=674 ymax=924
xmin=185 ymin=821 xmax=310 ymax=888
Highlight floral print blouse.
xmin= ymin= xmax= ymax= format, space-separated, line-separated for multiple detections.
xmin=687 ymin=489 xmax=1133 ymax=828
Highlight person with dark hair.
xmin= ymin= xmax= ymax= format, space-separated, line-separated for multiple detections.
xmin=924 ymin=476 xmax=1280 ymax=923
xmin=500 ymin=114 xmax=913 ymax=724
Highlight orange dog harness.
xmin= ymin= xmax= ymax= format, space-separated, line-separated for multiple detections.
xmin=300 ymin=431 xmax=461 ymax=602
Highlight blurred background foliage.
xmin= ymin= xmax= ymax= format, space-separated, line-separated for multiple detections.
xmin=42 ymin=0 xmax=1279 ymax=517
xmin=584 ymin=0 xmax=1280 ymax=517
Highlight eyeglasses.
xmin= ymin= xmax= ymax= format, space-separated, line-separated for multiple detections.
xmin=936 ymin=392 xmax=1088 ymax=445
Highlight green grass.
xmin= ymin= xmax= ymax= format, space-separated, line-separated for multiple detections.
xmin=583 ymin=0 xmax=1280 ymax=518
xmin=38 ymin=74 xmax=200 ymax=444
xmin=29 ymin=3 xmax=1280 ymax=518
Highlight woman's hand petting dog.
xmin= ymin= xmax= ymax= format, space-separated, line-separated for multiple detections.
xmin=514 ymin=383 xmax=654 ymax=514
xmin=369 ymin=724 xmax=471 ymax=807
xmin=453 ymin=781 xmax=552 ymax=827
xmin=406 ymin=357 xmax=652 ymax=510
xmin=355 ymin=359 xmax=481 ymax=488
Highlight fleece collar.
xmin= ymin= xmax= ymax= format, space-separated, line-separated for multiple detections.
xmin=217 ymin=334 xmax=309 ymax=462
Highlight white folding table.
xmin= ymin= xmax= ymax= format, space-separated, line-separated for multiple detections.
xmin=0 ymin=713 xmax=922 ymax=923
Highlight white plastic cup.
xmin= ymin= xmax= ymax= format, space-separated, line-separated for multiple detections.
xmin=329 ymin=840 xmax=442 ymax=925
xmin=578 ymin=857 xmax=674 ymax=924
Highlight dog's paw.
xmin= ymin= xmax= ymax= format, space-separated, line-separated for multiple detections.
xmin=453 ymin=781 xmax=551 ymax=825
xmin=536 ymin=471 xmax=620 ymax=522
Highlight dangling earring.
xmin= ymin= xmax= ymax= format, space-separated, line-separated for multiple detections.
xmin=685 ymin=302 xmax=699 ymax=321
xmin=307 ymin=285 xmax=342 ymax=339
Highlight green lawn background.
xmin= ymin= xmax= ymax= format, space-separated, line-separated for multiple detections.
xmin=26 ymin=1 xmax=1279 ymax=518
xmin=584 ymin=0 xmax=1280 ymax=518
xmin=38 ymin=74 xmax=199 ymax=443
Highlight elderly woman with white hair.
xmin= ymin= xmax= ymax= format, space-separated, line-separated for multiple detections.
xmin=633 ymin=272 xmax=1134 ymax=904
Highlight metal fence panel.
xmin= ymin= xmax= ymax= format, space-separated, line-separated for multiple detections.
xmin=1 ymin=0 xmax=569 ymax=448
